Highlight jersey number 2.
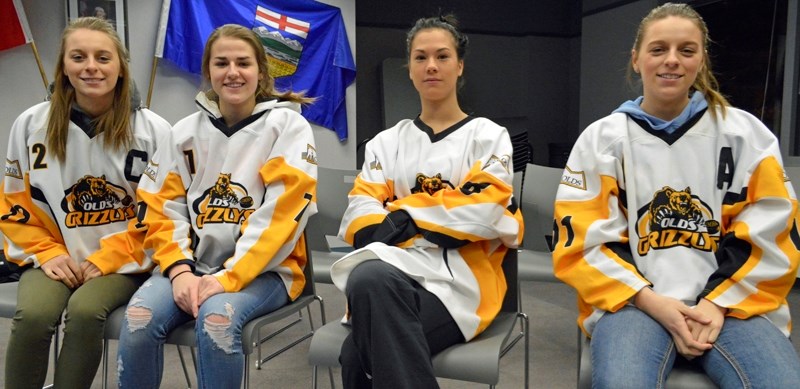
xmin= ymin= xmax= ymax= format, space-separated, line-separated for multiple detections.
xmin=31 ymin=143 xmax=47 ymax=169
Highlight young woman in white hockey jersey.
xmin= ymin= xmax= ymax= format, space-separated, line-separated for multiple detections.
xmin=0 ymin=17 xmax=170 ymax=389
xmin=330 ymin=15 xmax=523 ymax=388
xmin=116 ymin=24 xmax=317 ymax=389
xmin=553 ymin=3 xmax=800 ymax=387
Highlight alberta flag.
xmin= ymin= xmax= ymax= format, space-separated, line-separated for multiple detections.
xmin=0 ymin=0 xmax=33 ymax=51
xmin=157 ymin=0 xmax=356 ymax=140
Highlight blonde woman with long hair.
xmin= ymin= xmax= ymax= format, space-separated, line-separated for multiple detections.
xmin=1 ymin=17 xmax=170 ymax=389
xmin=553 ymin=3 xmax=800 ymax=387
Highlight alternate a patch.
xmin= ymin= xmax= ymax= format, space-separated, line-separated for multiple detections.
xmin=192 ymin=173 xmax=255 ymax=228
xmin=302 ymin=144 xmax=318 ymax=165
xmin=561 ymin=166 xmax=586 ymax=190
xmin=61 ymin=175 xmax=136 ymax=228
xmin=5 ymin=159 xmax=21 ymax=179
xmin=143 ymin=160 xmax=158 ymax=182
xmin=636 ymin=186 xmax=720 ymax=255
xmin=483 ymin=154 xmax=510 ymax=173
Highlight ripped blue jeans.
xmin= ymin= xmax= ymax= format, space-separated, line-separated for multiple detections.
xmin=116 ymin=271 xmax=288 ymax=389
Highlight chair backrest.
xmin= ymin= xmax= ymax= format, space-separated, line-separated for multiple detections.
xmin=300 ymin=232 xmax=318 ymax=297
xmin=500 ymin=248 xmax=519 ymax=313
xmin=509 ymin=130 xmax=532 ymax=174
xmin=519 ymin=164 xmax=563 ymax=252
xmin=307 ymin=166 xmax=360 ymax=251
xmin=509 ymin=130 xmax=532 ymax=210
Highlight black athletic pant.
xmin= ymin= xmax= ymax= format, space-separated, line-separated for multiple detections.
xmin=339 ymin=260 xmax=464 ymax=389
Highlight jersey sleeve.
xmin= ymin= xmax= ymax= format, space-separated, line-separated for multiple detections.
xmin=337 ymin=138 xmax=394 ymax=247
xmin=701 ymin=147 xmax=799 ymax=318
xmin=552 ymin=128 xmax=650 ymax=314
xmin=214 ymin=112 xmax=318 ymax=292
xmin=136 ymin=130 xmax=195 ymax=273
xmin=387 ymin=127 xmax=522 ymax=248
xmin=86 ymin=113 xmax=172 ymax=275
xmin=0 ymin=112 xmax=69 ymax=267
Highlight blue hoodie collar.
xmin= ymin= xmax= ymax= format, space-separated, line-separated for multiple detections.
xmin=613 ymin=91 xmax=708 ymax=134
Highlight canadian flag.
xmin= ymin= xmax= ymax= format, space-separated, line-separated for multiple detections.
xmin=0 ymin=0 xmax=33 ymax=51
xmin=255 ymin=5 xmax=310 ymax=39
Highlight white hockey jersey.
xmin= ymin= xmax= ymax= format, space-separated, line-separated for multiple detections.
xmin=0 ymin=101 xmax=170 ymax=275
xmin=330 ymin=116 xmax=523 ymax=340
xmin=553 ymin=107 xmax=799 ymax=336
xmin=137 ymin=93 xmax=317 ymax=298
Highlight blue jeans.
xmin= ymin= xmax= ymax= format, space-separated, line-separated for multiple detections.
xmin=116 ymin=271 xmax=289 ymax=389
xmin=591 ymin=306 xmax=800 ymax=388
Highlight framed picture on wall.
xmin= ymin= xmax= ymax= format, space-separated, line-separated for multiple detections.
xmin=66 ymin=0 xmax=128 ymax=47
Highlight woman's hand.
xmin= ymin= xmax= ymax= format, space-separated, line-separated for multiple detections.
xmin=41 ymin=254 xmax=83 ymax=288
xmin=80 ymin=261 xmax=103 ymax=283
xmin=197 ymin=275 xmax=224 ymax=307
xmin=634 ymin=287 xmax=713 ymax=358
xmin=687 ymin=298 xmax=726 ymax=347
xmin=170 ymin=267 xmax=201 ymax=317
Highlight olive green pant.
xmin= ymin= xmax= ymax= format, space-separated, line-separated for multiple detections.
xmin=5 ymin=268 xmax=146 ymax=389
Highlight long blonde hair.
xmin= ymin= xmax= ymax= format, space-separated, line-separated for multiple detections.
xmin=630 ymin=2 xmax=729 ymax=118
xmin=200 ymin=24 xmax=312 ymax=104
xmin=48 ymin=17 xmax=133 ymax=161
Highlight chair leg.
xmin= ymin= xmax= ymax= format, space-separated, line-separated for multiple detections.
xmin=43 ymin=320 xmax=62 ymax=389
xmin=312 ymin=296 xmax=335 ymax=389
xmin=52 ymin=324 xmax=60 ymax=372
xmin=243 ymin=354 xmax=250 ymax=389
xmin=576 ymin=327 xmax=582 ymax=386
xmin=176 ymin=345 xmax=193 ymax=388
xmin=305 ymin=306 xmax=316 ymax=333
xmin=315 ymin=295 xmax=327 ymax=324
xmin=521 ymin=312 xmax=530 ymax=389
xmin=256 ymin=324 xmax=262 ymax=370
xmin=102 ymin=339 xmax=110 ymax=389
xmin=328 ymin=368 xmax=336 ymax=389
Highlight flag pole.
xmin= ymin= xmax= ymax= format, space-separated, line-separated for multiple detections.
xmin=29 ymin=41 xmax=49 ymax=91
xmin=146 ymin=56 xmax=159 ymax=107
xmin=148 ymin=0 xmax=171 ymax=108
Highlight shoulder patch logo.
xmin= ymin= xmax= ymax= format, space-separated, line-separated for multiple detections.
xmin=561 ymin=166 xmax=586 ymax=191
xmin=143 ymin=160 xmax=158 ymax=182
xmin=483 ymin=154 xmax=511 ymax=173
xmin=61 ymin=175 xmax=136 ymax=228
xmin=369 ymin=157 xmax=382 ymax=171
xmin=302 ymin=144 xmax=318 ymax=165
xmin=5 ymin=159 xmax=21 ymax=179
